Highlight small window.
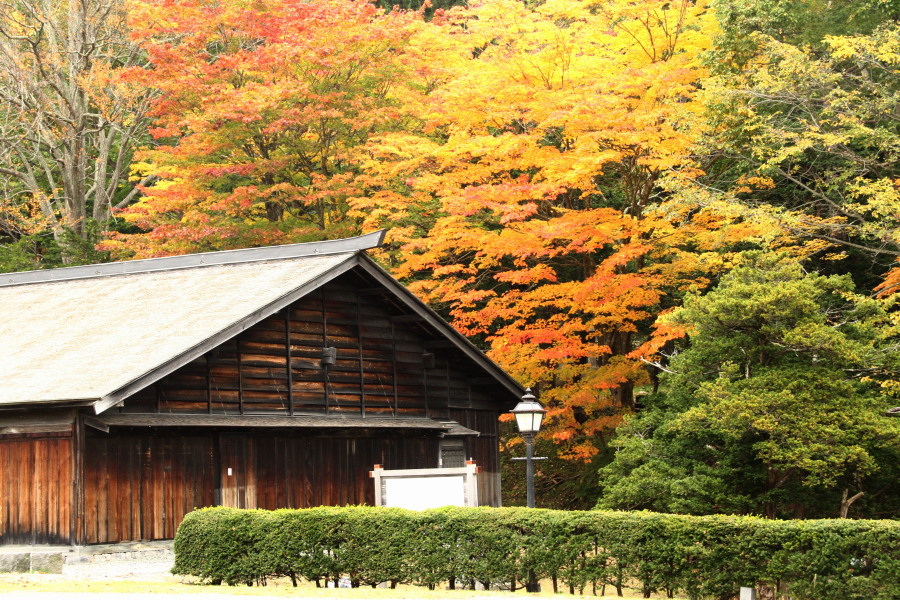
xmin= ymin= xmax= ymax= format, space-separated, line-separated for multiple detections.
xmin=439 ymin=439 xmax=466 ymax=468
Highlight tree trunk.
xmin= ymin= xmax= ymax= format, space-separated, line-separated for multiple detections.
xmin=597 ymin=330 xmax=635 ymax=410
xmin=0 ymin=0 xmax=151 ymax=249
xmin=839 ymin=488 xmax=864 ymax=518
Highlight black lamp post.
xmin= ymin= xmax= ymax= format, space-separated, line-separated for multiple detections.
xmin=511 ymin=388 xmax=546 ymax=509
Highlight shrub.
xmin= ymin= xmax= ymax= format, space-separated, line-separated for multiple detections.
xmin=172 ymin=506 xmax=900 ymax=599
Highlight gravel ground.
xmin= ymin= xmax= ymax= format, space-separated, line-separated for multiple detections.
xmin=62 ymin=548 xmax=174 ymax=580
xmin=0 ymin=547 xmax=646 ymax=598
xmin=0 ymin=594 xmax=301 ymax=599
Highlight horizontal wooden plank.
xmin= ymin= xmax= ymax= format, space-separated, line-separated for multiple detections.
xmin=0 ymin=409 xmax=77 ymax=428
xmin=240 ymin=340 xmax=288 ymax=354
xmin=0 ymin=423 xmax=73 ymax=434
xmin=98 ymin=414 xmax=455 ymax=429
xmin=288 ymin=309 xmax=324 ymax=323
xmin=241 ymin=329 xmax=287 ymax=344
xmin=122 ymin=269 xmax=516 ymax=423
xmin=157 ymin=400 xmax=208 ymax=411
xmin=160 ymin=389 xmax=207 ymax=401
xmin=241 ymin=355 xmax=288 ymax=367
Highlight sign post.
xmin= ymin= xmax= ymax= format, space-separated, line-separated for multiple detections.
xmin=371 ymin=461 xmax=480 ymax=509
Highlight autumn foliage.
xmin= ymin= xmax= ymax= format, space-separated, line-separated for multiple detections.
xmin=354 ymin=0 xmax=786 ymax=458
xmin=105 ymin=0 xmax=789 ymax=460
xmin=77 ymin=0 xmax=900 ymax=496
xmin=103 ymin=0 xmax=420 ymax=257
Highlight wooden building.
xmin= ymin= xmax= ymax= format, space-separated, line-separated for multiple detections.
xmin=0 ymin=232 xmax=523 ymax=546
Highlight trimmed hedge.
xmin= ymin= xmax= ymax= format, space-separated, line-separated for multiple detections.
xmin=173 ymin=506 xmax=899 ymax=600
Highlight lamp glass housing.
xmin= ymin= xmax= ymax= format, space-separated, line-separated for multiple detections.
xmin=511 ymin=397 xmax=545 ymax=434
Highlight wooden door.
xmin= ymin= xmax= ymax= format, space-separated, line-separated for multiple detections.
xmin=218 ymin=435 xmax=257 ymax=509
xmin=82 ymin=433 xmax=216 ymax=543
xmin=0 ymin=433 xmax=74 ymax=544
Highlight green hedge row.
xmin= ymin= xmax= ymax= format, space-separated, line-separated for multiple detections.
xmin=172 ymin=506 xmax=899 ymax=600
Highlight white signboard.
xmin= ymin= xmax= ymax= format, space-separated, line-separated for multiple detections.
xmin=371 ymin=463 xmax=479 ymax=509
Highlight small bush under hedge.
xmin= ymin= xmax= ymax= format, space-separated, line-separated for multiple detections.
xmin=172 ymin=506 xmax=899 ymax=600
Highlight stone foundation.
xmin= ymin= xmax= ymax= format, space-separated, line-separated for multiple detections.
xmin=0 ymin=541 xmax=173 ymax=575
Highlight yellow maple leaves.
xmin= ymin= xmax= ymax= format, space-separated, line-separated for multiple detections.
xmin=349 ymin=0 xmax=734 ymax=459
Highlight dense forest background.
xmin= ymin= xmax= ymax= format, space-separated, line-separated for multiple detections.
xmin=0 ymin=0 xmax=897 ymax=519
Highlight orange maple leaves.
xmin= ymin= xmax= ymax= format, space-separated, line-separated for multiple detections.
xmin=109 ymin=0 xmax=783 ymax=460
xmin=104 ymin=0 xmax=421 ymax=257
xmin=350 ymin=0 xmax=734 ymax=458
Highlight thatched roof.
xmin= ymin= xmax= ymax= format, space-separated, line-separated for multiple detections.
xmin=1 ymin=251 xmax=352 ymax=411
xmin=0 ymin=231 xmax=522 ymax=414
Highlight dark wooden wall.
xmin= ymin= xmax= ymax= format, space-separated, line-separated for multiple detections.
xmin=82 ymin=434 xmax=215 ymax=543
xmin=83 ymin=430 xmax=439 ymax=544
xmin=98 ymin=269 xmax=512 ymax=539
xmin=450 ymin=409 xmax=502 ymax=507
xmin=219 ymin=433 xmax=438 ymax=510
xmin=1 ymin=268 xmax=515 ymax=546
xmin=119 ymin=274 xmax=507 ymax=418
xmin=0 ymin=432 xmax=74 ymax=545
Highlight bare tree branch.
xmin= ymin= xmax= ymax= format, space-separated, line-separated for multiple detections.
xmin=0 ymin=0 xmax=154 ymax=249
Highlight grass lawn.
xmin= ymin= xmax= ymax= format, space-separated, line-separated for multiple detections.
xmin=0 ymin=574 xmax=672 ymax=599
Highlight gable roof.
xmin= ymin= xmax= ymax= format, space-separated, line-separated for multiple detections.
xmin=0 ymin=231 xmax=523 ymax=414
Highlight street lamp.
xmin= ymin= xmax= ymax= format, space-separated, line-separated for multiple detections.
xmin=511 ymin=388 xmax=546 ymax=509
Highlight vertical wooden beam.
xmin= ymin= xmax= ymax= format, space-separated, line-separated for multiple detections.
xmin=73 ymin=414 xmax=85 ymax=544
xmin=356 ymin=293 xmax=365 ymax=417
xmin=321 ymin=288 xmax=329 ymax=415
xmin=285 ymin=309 xmax=294 ymax=417
xmin=206 ymin=355 xmax=212 ymax=415
xmin=446 ymin=359 xmax=451 ymax=412
xmin=422 ymin=355 xmax=430 ymax=419
xmin=422 ymin=353 xmax=430 ymax=417
xmin=129 ymin=436 xmax=140 ymax=541
xmin=0 ymin=437 xmax=7 ymax=541
xmin=213 ymin=432 xmax=223 ymax=506
xmin=422 ymin=361 xmax=429 ymax=419
xmin=140 ymin=437 xmax=152 ymax=540
xmin=237 ymin=334 xmax=244 ymax=415
xmin=390 ymin=322 xmax=398 ymax=417
xmin=155 ymin=438 xmax=164 ymax=539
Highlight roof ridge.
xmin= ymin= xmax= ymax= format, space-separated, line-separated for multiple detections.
xmin=0 ymin=230 xmax=386 ymax=288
